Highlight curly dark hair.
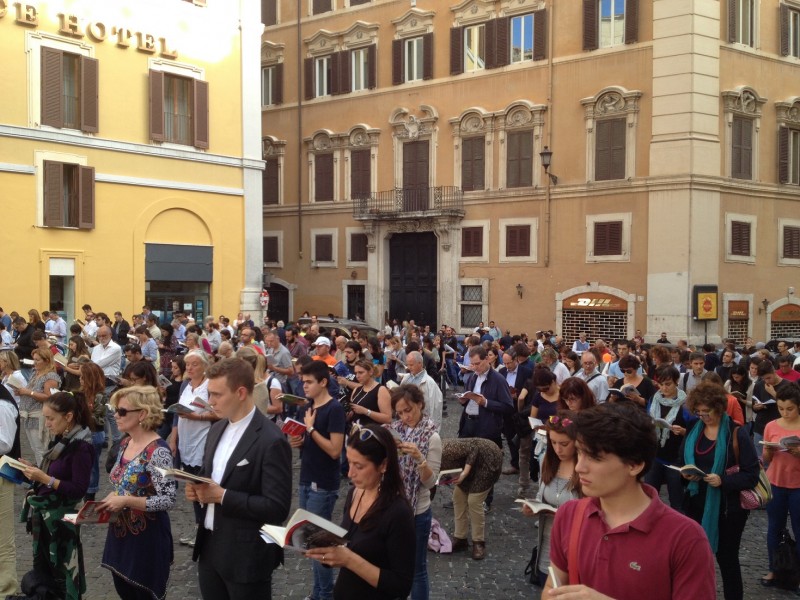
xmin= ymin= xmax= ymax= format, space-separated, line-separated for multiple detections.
xmin=686 ymin=381 xmax=727 ymax=416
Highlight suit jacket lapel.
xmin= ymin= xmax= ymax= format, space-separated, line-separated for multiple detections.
xmin=204 ymin=421 xmax=227 ymax=476
xmin=220 ymin=411 xmax=263 ymax=486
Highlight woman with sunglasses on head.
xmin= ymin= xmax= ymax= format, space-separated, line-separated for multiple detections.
xmin=16 ymin=348 xmax=61 ymax=465
xmin=20 ymin=392 xmax=94 ymax=600
xmin=610 ymin=354 xmax=656 ymax=409
xmin=61 ymin=335 xmax=91 ymax=392
xmin=521 ymin=412 xmax=582 ymax=586
xmin=97 ymin=386 xmax=177 ymax=600
xmin=679 ymin=382 xmax=759 ymax=600
xmin=386 ymin=384 xmax=441 ymax=600
xmin=349 ymin=359 xmax=392 ymax=427
xmin=556 ymin=377 xmax=596 ymax=412
xmin=305 ymin=425 xmax=415 ymax=600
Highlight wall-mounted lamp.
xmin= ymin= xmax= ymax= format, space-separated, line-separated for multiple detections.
xmin=759 ymin=298 xmax=769 ymax=314
xmin=516 ymin=283 xmax=524 ymax=299
xmin=539 ymin=146 xmax=558 ymax=185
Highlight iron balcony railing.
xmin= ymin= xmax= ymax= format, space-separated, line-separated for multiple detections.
xmin=352 ymin=186 xmax=464 ymax=220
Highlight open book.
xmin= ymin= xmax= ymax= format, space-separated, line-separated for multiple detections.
xmin=435 ymin=468 xmax=463 ymax=486
xmin=528 ymin=417 xmax=544 ymax=430
xmin=154 ymin=467 xmax=215 ymax=485
xmin=666 ymin=464 xmax=706 ymax=478
xmin=0 ymin=456 xmax=31 ymax=486
xmin=63 ymin=501 xmax=116 ymax=525
xmin=281 ymin=418 xmax=307 ymax=437
xmin=753 ymin=397 xmax=777 ymax=405
xmin=760 ymin=436 xmax=800 ymax=450
xmin=53 ymin=353 xmax=68 ymax=367
xmin=162 ymin=403 xmax=196 ymax=415
xmin=260 ymin=508 xmax=348 ymax=552
xmin=653 ymin=417 xmax=673 ymax=429
xmin=515 ymin=499 xmax=557 ymax=515
xmin=190 ymin=396 xmax=212 ymax=410
xmin=278 ymin=394 xmax=309 ymax=407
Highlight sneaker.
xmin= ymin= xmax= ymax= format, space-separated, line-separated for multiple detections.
xmin=482 ymin=502 xmax=491 ymax=514
xmin=179 ymin=531 xmax=196 ymax=546
xmin=516 ymin=486 xmax=529 ymax=499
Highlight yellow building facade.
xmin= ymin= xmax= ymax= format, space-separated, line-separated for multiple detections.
xmin=261 ymin=0 xmax=800 ymax=344
xmin=0 ymin=0 xmax=264 ymax=323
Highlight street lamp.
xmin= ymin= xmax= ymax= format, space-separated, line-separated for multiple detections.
xmin=540 ymin=146 xmax=558 ymax=185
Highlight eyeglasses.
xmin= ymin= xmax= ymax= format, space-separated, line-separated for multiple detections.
xmin=115 ymin=407 xmax=144 ymax=417
xmin=694 ymin=410 xmax=712 ymax=417
xmin=349 ymin=422 xmax=387 ymax=449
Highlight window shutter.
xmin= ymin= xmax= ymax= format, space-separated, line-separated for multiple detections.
xmin=315 ymin=234 xmax=333 ymax=262
xmin=43 ymin=161 xmax=64 ymax=227
xmin=784 ymin=226 xmax=800 ymax=259
xmin=779 ymin=126 xmax=790 ymax=184
xmin=274 ymin=63 xmax=284 ymax=105
xmin=262 ymin=0 xmax=277 ymax=26
xmin=495 ymin=17 xmax=509 ymax=67
xmin=485 ymin=20 xmax=497 ymax=69
xmin=392 ymin=39 xmax=403 ymax=85
xmin=781 ymin=5 xmax=790 ymax=56
xmin=506 ymin=225 xmax=530 ymax=257
xmin=595 ymin=119 xmax=626 ymax=181
xmin=728 ymin=0 xmax=738 ymax=43
xmin=519 ymin=131 xmax=532 ymax=187
xmin=351 ymin=149 xmax=371 ymax=199
xmin=79 ymin=56 xmax=99 ymax=133
xmin=193 ymin=79 xmax=209 ymax=149
xmin=594 ymin=222 xmax=608 ymax=255
xmin=461 ymin=226 xmax=483 ymax=257
xmin=731 ymin=221 xmax=751 ymax=256
xmin=263 ymin=236 xmax=279 ymax=263
xmin=731 ymin=116 xmax=743 ymax=178
xmin=313 ymin=0 xmax=331 ymax=15
xmin=610 ymin=118 xmax=626 ymax=180
xmin=594 ymin=221 xmax=623 ymax=256
xmin=732 ymin=116 xmax=752 ymax=180
xmin=304 ymin=57 xmax=314 ymax=100
xmin=315 ymin=153 xmax=334 ymax=201
xmin=625 ymin=0 xmax=639 ymax=44
xmin=351 ymin=233 xmax=368 ymax=262
xmin=450 ymin=27 xmax=464 ymax=75
xmin=422 ymin=33 xmax=434 ymax=80
xmin=340 ymin=50 xmax=351 ymax=94
xmin=367 ymin=44 xmax=377 ymax=89
xmin=330 ymin=53 xmax=341 ymax=96
xmin=149 ymin=69 xmax=165 ymax=142
xmin=533 ymin=9 xmax=547 ymax=60
xmin=583 ymin=0 xmax=598 ymax=51
xmin=263 ymin=159 xmax=280 ymax=205
xmin=41 ymin=47 xmax=64 ymax=128
xmin=78 ymin=165 xmax=95 ymax=229
xmin=462 ymin=136 xmax=485 ymax=191
xmin=507 ymin=131 xmax=520 ymax=188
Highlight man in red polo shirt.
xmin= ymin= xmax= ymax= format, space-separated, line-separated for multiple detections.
xmin=544 ymin=402 xmax=715 ymax=600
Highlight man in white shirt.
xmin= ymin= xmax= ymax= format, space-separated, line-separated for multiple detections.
xmin=91 ymin=326 xmax=122 ymax=384
xmin=400 ymin=351 xmax=443 ymax=428
xmin=571 ymin=332 xmax=590 ymax=356
xmin=541 ymin=348 xmax=570 ymax=385
xmin=576 ymin=352 xmax=609 ymax=403
xmin=83 ymin=313 xmax=98 ymax=341
xmin=46 ymin=311 xmax=66 ymax=345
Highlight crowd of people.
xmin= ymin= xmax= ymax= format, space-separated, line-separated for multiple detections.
xmin=0 ymin=304 xmax=799 ymax=600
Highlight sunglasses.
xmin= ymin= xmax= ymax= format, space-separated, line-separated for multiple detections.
xmin=115 ymin=407 xmax=144 ymax=417
xmin=349 ymin=422 xmax=386 ymax=449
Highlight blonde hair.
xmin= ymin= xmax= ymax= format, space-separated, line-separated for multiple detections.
xmin=32 ymin=348 xmax=56 ymax=373
xmin=110 ymin=385 xmax=164 ymax=431
xmin=0 ymin=351 xmax=20 ymax=372
xmin=236 ymin=346 xmax=267 ymax=382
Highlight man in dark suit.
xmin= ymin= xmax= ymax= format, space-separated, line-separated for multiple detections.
xmin=186 ymin=357 xmax=292 ymax=600
xmin=498 ymin=347 xmax=533 ymax=476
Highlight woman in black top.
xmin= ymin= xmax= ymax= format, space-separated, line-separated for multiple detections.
xmin=612 ymin=354 xmax=657 ymax=409
xmin=306 ymin=425 xmax=415 ymax=600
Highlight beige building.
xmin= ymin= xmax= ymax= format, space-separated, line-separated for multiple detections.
xmin=260 ymin=0 xmax=800 ymax=344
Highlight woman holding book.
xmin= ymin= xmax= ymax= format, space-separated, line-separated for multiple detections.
xmin=157 ymin=323 xmax=178 ymax=378
xmin=760 ymin=383 xmax=800 ymax=589
xmin=725 ymin=364 xmax=755 ymax=430
xmin=20 ymin=392 xmax=94 ymax=600
xmin=521 ymin=412 xmax=581 ymax=586
xmin=679 ymin=382 xmax=759 ymax=600
xmin=98 ymin=385 xmax=177 ymax=600
xmin=77 ymin=362 xmax=109 ymax=501
xmin=387 ymin=384 xmax=441 ymax=600
xmin=0 ymin=350 xmax=25 ymax=406
xmin=611 ymin=354 xmax=657 ymax=409
xmin=557 ymin=377 xmax=596 ymax=412
xmin=61 ymin=335 xmax=91 ymax=392
xmin=16 ymin=348 xmax=62 ymax=465
xmin=305 ymin=425 xmax=415 ymax=600
xmin=349 ymin=359 xmax=392 ymax=426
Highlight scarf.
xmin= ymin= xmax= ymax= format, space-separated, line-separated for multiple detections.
xmin=387 ymin=417 xmax=437 ymax=510
xmin=40 ymin=424 xmax=92 ymax=473
xmin=683 ymin=413 xmax=730 ymax=552
xmin=649 ymin=389 xmax=686 ymax=447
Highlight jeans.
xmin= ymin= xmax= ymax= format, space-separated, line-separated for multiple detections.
xmin=753 ymin=432 xmax=764 ymax=461
xmin=767 ymin=484 xmax=800 ymax=572
xmin=88 ymin=430 xmax=106 ymax=494
xmin=298 ymin=484 xmax=339 ymax=600
xmin=411 ymin=508 xmax=432 ymax=600
xmin=644 ymin=460 xmax=685 ymax=511
xmin=105 ymin=404 xmax=122 ymax=444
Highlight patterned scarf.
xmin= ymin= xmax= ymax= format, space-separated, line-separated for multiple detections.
xmin=387 ymin=417 xmax=437 ymax=510
xmin=40 ymin=424 xmax=92 ymax=472
xmin=648 ymin=389 xmax=686 ymax=447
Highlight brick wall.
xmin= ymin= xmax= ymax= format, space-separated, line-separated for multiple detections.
xmin=727 ymin=320 xmax=749 ymax=345
xmin=771 ymin=321 xmax=800 ymax=339
xmin=562 ymin=309 xmax=628 ymax=344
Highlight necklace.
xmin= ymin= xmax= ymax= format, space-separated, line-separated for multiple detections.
xmin=553 ymin=476 xmax=569 ymax=504
xmin=695 ymin=435 xmax=717 ymax=455
xmin=351 ymin=384 xmax=374 ymax=406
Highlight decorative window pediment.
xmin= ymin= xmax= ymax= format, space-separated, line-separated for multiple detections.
xmin=580 ymin=86 xmax=643 ymax=122
xmin=449 ymin=107 xmax=494 ymax=136
xmin=392 ymin=8 xmax=436 ymax=38
xmin=346 ymin=124 xmax=381 ymax=148
xmin=305 ymin=30 xmax=340 ymax=56
xmin=261 ymin=41 xmax=285 ymax=65
xmin=305 ymin=129 xmax=340 ymax=152
xmin=499 ymin=99 xmax=546 ymax=130
xmin=390 ymin=105 xmax=439 ymax=140
xmin=776 ymin=97 xmax=800 ymax=126
xmin=499 ymin=0 xmax=545 ymax=17
xmin=722 ymin=87 xmax=767 ymax=118
xmin=450 ymin=0 xmax=495 ymax=27
xmin=342 ymin=21 xmax=380 ymax=48
xmin=262 ymin=136 xmax=286 ymax=158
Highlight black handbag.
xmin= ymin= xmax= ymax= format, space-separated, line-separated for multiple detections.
xmin=523 ymin=544 xmax=539 ymax=585
xmin=513 ymin=407 xmax=533 ymax=437
xmin=773 ymin=529 xmax=800 ymax=590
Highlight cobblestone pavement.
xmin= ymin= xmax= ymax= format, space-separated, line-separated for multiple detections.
xmin=11 ymin=391 xmax=800 ymax=599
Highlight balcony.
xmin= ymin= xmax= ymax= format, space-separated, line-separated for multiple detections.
xmin=352 ymin=187 xmax=464 ymax=221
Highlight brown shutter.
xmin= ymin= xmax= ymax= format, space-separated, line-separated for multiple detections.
xmin=263 ymin=159 xmax=280 ymax=205
xmin=732 ymin=116 xmax=752 ymax=180
xmin=262 ymin=0 xmax=277 ymax=26
xmin=312 ymin=0 xmax=331 ymax=15
xmin=779 ymin=126 xmax=790 ymax=184
xmin=495 ymin=17 xmax=509 ymax=67
xmin=593 ymin=221 xmax=622 ymax=255
xmin=351 ymin=149 xmax=371 ymax=199
xmin=193 ymin=79 xmax=209 ymax=149
xmin=315 ymin=234 xmax=333 ymax=262
xmin=610 ymin=118 xmax=626 ymax=180
xmin=506 ymin=225 xmax=530 ymax=257
xmin=43 ymin=161 xmax=64 ymax=227
xmin=485 ymin=20 xmax=496 ymax=69
xmin=149 ymin=69 xmax=165 ymax=142
xmin=273 ymin=63 xmax=284 ymax=105
xmin=422 ymin=33 xmax=433 ymax=80
xmin=341 ymin=50 xmax=352 ymax=94
xmin=462 ymin=137 xmax=474 ymax=191
xmin=728 ymin=0 xmax=738 ymax=43
xmin=304 ymin=57 xmax=314 ymax=100
xmin=263 ymin=236 xmax=279 ymax=263
xmin=367 ymin=44 xmax=377 ymax=89
xmin=507 ymin=131 xmax=520 ymax=188
xmin=330 ymin=53 xmax=340 ymax=96
xmin=596 ymin=120 xmax=611 ymax=180
xmin=351 ymin=233 xmax=368 ymax=262
xmin=507 ymin=131 xmax=532 ymax=187
xmin=80 ymin=56 xmax=99 ymax=133
xmin=625 ymin=0 xmax=639 ymax=44
xmin=781 ymin=4 xmax=790 ymax=56
xmin=583 ymin=0 xmax=598 ymax=51
xmin=741 ymin=115 xmax=752 ymax=180
xmin=451 ymin=27 xmax=464 ymax=75
xmin=78 ymin=165 xmax=95 ymax=229
xmin=731 ymin=221 xmax=751 ymax=256
xmin=594 ymin=222 xmax=608 ymax=255
xmin=315 ymin=153 xmax=334 ymax=201
xmin=41 ymin=47 xmax=64 ymax=128
xmin=392 ymin=39 xmax=403 ymax=85
xmin=731 ymin=116 xmax=743 ymax=178
xmin=461 ymin=226 xmax=483 ymax=257
xmin=784 ymin=226 xmax=800 ymax=259
xmin=533 ymin=9 xmax=547 ymax=60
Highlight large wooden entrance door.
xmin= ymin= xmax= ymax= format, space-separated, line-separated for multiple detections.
xmin=402 ymin=141 xmax=429 ymax=212
xmin=389 ymin=232 xmax=437 ymax=326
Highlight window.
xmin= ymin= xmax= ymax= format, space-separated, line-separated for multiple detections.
xmin=263 ymin=236 xmax=279 ymax=264
xmin=728 ymin=0 xmax=756 ymax=46
xmin=783 ymin=225 xmax=800 ymax=260
xmin=725 ymin=213 xmax=756 ymax=263
xmin=350 ymin=149 xmax=371 ymax=200
xmin=313 ymin=0 xmax=331 ymax=15
xmin=731 ymin=220 xmax=751 ymax=256
xmin=314 ymin=153 xmax=334 ymax=201
xmin=506 ymin=130 xmax=533 ymax=188
xmin=506 ymin=225 xmax=531 ymax=257
xmin=261 ymin=65 xmax=283 ymax=106
xmin=511 ymin=14 xmax=534 ymax=63
xmin=405 ymin=37 xmax=424 ymax=82
xmin=461 ymin=136 xmax=485 ymax=191
xmin=350 ymin=0 xmax=370 ymax=5
xmin=351 ymin=48 xmax=368 ymax=91
xmin=731 ymin=116 xmax=753 ymax=180
xmin=149 ymin=70 xmax=209 ymax=148
xmin=586 ymin=213 xmax=631 ymax=262
xmin=583 ymin=0 xmax=638 ymax=50
xmin=781 ymin=5 xmax=800 ymax=57
xmin=393 ymin=34 xmax=433 ymax=84
xmin=595 ymin=118 xmax=626 ymax=181
xmin=350 ymin=233 xmax=368 ymax=262
xmin=593 ymin=221 xmax=623 ymax=255
xmin=43 ymin=161 xmax=95 ymax=229
xmin=778 ymin=127 xmax=800 ymax=184
xmin=40 ymin=48 xmax=98 ymax=133
xmin=263 ymin=159 xmax=279 ymax=206
xmin=461 ymin=227 xmax=483 ymax=258
xmin=311 ymin=229 xmax=338 ymax=266
xmin=262 ymin=0 xmax=277 ymax=26
xmin=459 ymin=282 xmax=487 ymax=330
xmin=315 ymin=56 xmax=331 ymax=97
xmin=499 ymin=218 xmax=538 ymax=262
xmin=315 ymin=235 xmax=333 ymax=262
xmin=464 ymin=24 xmax=486 ymax=72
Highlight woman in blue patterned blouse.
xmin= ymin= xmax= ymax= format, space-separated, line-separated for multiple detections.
xmin=97 ymin=386 xmax=177 ymax=600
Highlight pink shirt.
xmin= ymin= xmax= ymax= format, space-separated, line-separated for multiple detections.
xmin=764 ymin=420 xmax=800 ymax=488
xmin=550 ymin=485 xmax=716 ymax=600
xmin=778 ymin=369 xmax=800 ymax=383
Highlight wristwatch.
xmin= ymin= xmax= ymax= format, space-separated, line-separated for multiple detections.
xmin=367 ymin=409 xmax=372 ymax=417
xmin=307 ymin=427 xmax=315 ymax=435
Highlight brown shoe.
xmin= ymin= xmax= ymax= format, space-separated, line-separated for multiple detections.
xmin=502 ymin=466 xmax=520 ymax=475
xmin=451 ymin=537 xmax=469 ymax=553
xmin=472 ymin=541 xmax=486 ymax=560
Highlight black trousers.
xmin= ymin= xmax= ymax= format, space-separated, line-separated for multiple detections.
xmin=715 ymin=510 xmax=748 ymax=600
xmin=197 ymin=530 xmax=273 ymax=600
xmin=502 ymin=414 xmax=520 ymax=468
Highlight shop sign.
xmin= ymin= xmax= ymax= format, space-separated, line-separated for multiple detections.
xmin=728 ymin=301 xmax=749 ymax=321
xmin=772 ymin=304 xmax=800 ymax=323
xmin=562 ymin=292 xmax=627 ymax=312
